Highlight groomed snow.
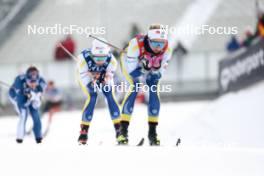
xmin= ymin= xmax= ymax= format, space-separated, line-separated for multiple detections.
xmin=0 ymin=82 xmax=264 ymax=176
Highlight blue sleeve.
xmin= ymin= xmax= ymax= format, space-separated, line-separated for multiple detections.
xmin=9 ymin=76 xmax=22 ymax=99
xmin=37 ymin=77 xmax=47 ymax=93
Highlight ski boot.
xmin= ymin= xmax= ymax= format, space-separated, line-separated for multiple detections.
xmin=36 ymin=138 xmax=42 ymax=144
xmin=16 ymin=139 xmax=23 ymax=144
xmin=148 ymin=123 xmax=160 ymax=146
xmin=78 ymin=124 xmax=89 ymax=145
xmin=114 ymin=123 xmax=121 ymax=139
xmin=117 ymin=121 xmax=129 ymax=145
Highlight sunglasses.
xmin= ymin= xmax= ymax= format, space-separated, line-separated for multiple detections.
xmin=149 ymin=40 xmax=166 ymax=49
xmin=93 ymin=56 xmax=108 ymax=62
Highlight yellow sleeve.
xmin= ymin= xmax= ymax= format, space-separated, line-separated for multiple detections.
xmin=127 ymin=38 xmax=140 ymax=58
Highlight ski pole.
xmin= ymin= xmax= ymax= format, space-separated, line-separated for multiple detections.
xmin=0 ymin=80 xmax=12 ymax=89
xmin=89 ymin=34 xmax=126 ymax=53
xmin=0 ymin=80 xmax=18 ymax=95
xmin=256 ymin=0 xmax=259 ymax=17
xmin=0 ymin=80 xmax=18 ymax=91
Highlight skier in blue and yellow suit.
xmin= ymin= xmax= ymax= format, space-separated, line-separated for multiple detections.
xmin=117 ymin=24 xmax=172 ymax=146
xmin=76 ymin=38 xmax=121 ymax=145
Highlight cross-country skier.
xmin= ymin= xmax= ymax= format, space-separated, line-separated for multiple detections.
xmin=9 ymin=66 xmax=46 ymax=144
xmin=76 ymin=38 xmax=121 ymax=145
xmin=117 ymin=24 xmax=172 ymax=146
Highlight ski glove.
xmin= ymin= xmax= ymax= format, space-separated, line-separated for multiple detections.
xmin=140 ymin=55 xmax=163 ymax=71
xmin=25 ymin=91 xmax=41 ymax=108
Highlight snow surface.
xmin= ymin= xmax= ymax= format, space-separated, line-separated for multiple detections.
xmin=1 ymin=82 xmax=264 ymax=176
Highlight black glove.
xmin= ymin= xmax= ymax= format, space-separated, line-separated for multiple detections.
xmin=23 ymin=88 xmax=32 ymax=99
xmin=92 ymin=71 xmax=106 ymax=85
xmin=140 ymin=57 xmax=151 ymax=71
xmin=97 ymin=71 xmax=106 ymax=84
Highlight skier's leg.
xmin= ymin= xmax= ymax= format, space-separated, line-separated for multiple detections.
xmin=81 ymin=82 xmax=97 ymax=127
xmin=102 ymin=85 xmax=121 ymax=138
xmin=29 ymin=105 xmax=42 ymax=143
xmin=118 ymin=77 xmax=140 ymax=144
xmin=147 ymin=81 xmax=160 ymax=123
xmin=146 ymin=74 xmax=161 ymax=146
xmin=78 ymin=82 xmax=98 ymax=144
xmin=120 ymin=79 xmax=138 ymax=122
xmin=16 ymin=106 xmax=28 ymax=143
xmin=118 ymin=53 xmax=142 ymax=144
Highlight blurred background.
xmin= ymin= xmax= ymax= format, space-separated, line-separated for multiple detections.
xmin=0 ymin=0 xmax=263 ymax=115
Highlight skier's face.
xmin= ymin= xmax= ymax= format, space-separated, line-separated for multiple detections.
xmin=26 ymin=70 xmax=39 ymax=89
xmin=27 ymin=70 xmax=39 ymax=80
xmin=149 ymin=39 xmax=166 ymax=54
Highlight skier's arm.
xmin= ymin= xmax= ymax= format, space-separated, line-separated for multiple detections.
xmin=9 ymin=76 xmax=22 ymax=100
xmin=105 ymin=54 xmax=118 ymax=81
xmin=38 ymin=77 xmax=47 ymax=93
xmin=158 ymin=46 xmax=173 ymax=75
xmin=125 ymin=38 xmax=141 ymax=78
xmin=33 ymin=77 xmax=47 ymax=98
xmin=77 ymin=54 xmax=93 ymax=86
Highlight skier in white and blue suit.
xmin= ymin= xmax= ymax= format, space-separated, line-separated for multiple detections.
xmin=9 ymin=66 xmax=46 ymax=144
